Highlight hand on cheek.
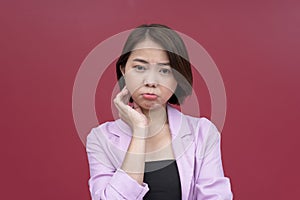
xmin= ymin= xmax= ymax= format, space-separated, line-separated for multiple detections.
xmin=113 ymin=87 xmax=148 ymax=130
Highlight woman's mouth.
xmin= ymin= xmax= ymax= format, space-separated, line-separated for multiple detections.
xmin=142 ymin=93 xmax=158 ymax=100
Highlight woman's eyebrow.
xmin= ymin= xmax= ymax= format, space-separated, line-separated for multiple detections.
xmin=132 ymin=58 xmax=170 ymax=66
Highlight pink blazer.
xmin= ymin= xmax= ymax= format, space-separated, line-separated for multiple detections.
xmin=86 ymin=105 xmax=233 ymax=199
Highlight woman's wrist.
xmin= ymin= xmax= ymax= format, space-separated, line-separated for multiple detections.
xmin=132 ymin=126 xmax=149 ymax=139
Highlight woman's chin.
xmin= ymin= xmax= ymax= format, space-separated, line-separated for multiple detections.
xmin=140 ymin=102 xmax=165 ymax=111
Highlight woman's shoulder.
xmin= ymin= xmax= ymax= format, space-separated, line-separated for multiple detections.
xmin=179 ymin=112 xmax=220 ymax=145
xmin=167 ymin=104 xmax=220 ymax=138
xmin=184 ymin=114 xmax=219 ymax=135
xmin=183 ymin=113 xmax=213 ymax=126
xmin=181 ymin=114 xmax=221 ymax=159
xmin=87 ymin=119 xmax=129 ymax=142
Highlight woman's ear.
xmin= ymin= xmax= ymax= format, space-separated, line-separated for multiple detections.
xmin=120 ymin=66 xmax=125 ymax=75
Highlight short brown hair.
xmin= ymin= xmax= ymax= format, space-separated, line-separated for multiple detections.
xmin=116 ymin=24 xmax=193 ymax=105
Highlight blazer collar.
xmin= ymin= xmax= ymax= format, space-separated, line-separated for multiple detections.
xmin=167 ymin=104 xmax=191 ymax=138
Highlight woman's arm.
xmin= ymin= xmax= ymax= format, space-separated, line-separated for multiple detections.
xmin=86 ymin=87 xmax=150 ymax=200
xmin=120 ymin=128 xmax=147 ymax=185
xmin=86 ymin=128 xmax=149 ymax=200
xmin=114 ymin=87 xmax=149 ymax=185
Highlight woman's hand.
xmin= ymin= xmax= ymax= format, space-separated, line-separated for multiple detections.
xmin=113 ymin=87 xmax=148 ymax=131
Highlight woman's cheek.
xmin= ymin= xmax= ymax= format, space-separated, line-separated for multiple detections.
xmin=124 ymin=72 xmax=143 ymax=95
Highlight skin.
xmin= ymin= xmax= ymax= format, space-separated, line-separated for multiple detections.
xmin=113 ymin=39 xmax=178 ymax=184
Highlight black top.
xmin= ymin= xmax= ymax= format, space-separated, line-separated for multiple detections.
xmin=143 ymin=160 xmax=182 ymax=200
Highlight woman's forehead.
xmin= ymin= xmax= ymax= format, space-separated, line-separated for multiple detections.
xmin=128 ymin=48 xmax=169 ymax=64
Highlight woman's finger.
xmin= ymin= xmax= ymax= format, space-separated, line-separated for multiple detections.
xmin=133 ymin=102 xmax=143 ymax=114
xmin=114 ymin=89 xmax=128 ymax=108
xmin=115 ymin=87 xmax=130 ymax=106
xmin=114 ymin=87 xmax=127 ymax=102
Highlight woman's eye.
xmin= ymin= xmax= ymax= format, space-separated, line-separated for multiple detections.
xmin=134 ymin=65 xmax=146 ymax=71
xmin=160 ymin=68 xmax=171 ymax=75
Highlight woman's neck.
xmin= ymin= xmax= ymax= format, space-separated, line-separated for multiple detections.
xmin=141 ymin=105 xmax=168 ymax=137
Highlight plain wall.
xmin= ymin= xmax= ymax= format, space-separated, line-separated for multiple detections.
xmin=1 ymin=0 xmax=300 ymax=199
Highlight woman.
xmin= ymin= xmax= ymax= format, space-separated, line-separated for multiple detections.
xmin=86 ymin=24 xmax=233 ymax=199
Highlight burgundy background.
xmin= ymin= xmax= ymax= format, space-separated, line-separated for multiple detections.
xmin=1 ymin=0 xmax=300 ymax=199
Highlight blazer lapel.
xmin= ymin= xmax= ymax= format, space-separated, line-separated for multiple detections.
xmin=167 ymin=105 xmax=196 ymax=200
xmin=103 ymin=119 xmax=132 ymax=168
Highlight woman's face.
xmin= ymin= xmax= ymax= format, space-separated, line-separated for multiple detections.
xmin=121 ymin=39 xmax=177 ymax=111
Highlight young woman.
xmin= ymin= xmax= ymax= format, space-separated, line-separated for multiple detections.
xmin=86 ymin=24 xmax=233 ymax=200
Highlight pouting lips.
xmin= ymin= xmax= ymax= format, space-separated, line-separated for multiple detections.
xmin=142 ymin=93 xmax=158 ymax=100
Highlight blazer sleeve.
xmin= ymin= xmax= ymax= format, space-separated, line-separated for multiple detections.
xmin=194 ymin=119 xmax=233 ymax=199
xmin=86 ymin=127 xmax=149 ymax=200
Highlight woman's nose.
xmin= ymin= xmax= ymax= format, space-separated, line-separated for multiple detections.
xmin=144 ymin=81 xmax=158 ymax=87
xmin=143 ymin=71 xmax=158 ymax=87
